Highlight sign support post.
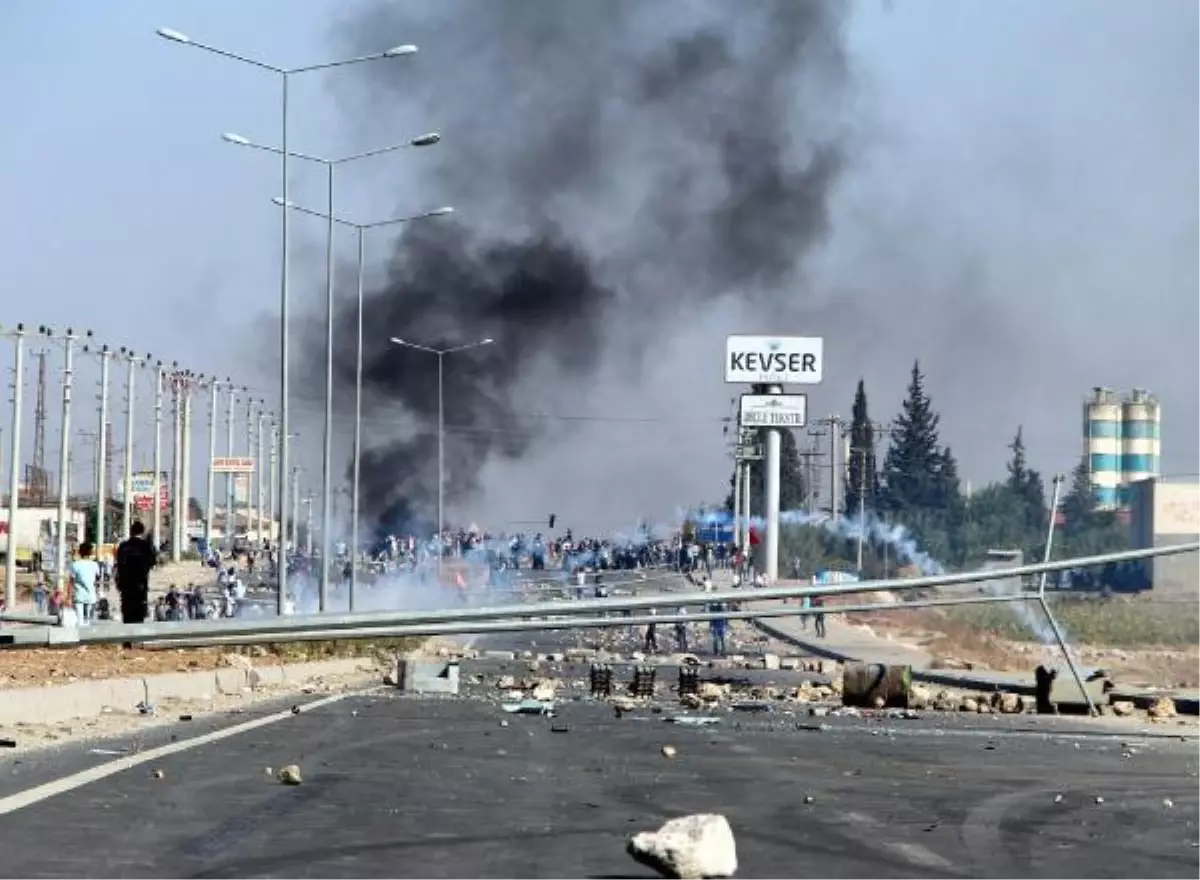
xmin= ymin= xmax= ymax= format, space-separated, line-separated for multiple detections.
xmin=725 ymin=335 xmax=823 ymax=585
xmin=763 ymin=383 xmax=784 ymax=584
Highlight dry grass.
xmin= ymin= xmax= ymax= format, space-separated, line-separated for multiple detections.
xmin=250 ymin=637 xmax=422 ymax=663
xmin=939 ymin=595 xmax=1199 ymax=648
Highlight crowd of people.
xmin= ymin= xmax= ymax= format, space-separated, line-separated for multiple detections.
xmin=17 ymin=517 xmax=834 ymax=657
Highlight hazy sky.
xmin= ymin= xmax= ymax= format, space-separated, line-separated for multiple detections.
xmin=2 ymin=0 xmax=1196 ymax=532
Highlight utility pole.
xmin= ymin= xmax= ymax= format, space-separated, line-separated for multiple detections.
xmin=94 ymin=344 xmax=112 ymax=547
xmin=204 ymin=378 xmax=221 ymax=548
xmin=31 ymin=348 xmax=48 ymax=505
xmin=119 ymin=348 xmax=142 ymax=540
xmin=304 ymin=494 xmax=314 ymax=557
xmin=181 ymin=374 xmax=194 ymax=554
xmin=256 ymin=407 xmax=267 ymax=543
xmin=245 ymin=394 xmax=254 ymax=543
xmin=267 ymin=422 xmax=278 ymax=545
xmin=170 ymin=368 xmax=184 ymax=562
xmin=290 ymin=467 xmax=300 ymax=551
xmin=225 ymin=386 xmax=237 ymax=547
xmin=152 ymin=362 xmax=165 ymax=551
xmin=3 ymin=323 xmax=25 ymax=609
xmin=48 ymin=326 xmax=83 ymax=594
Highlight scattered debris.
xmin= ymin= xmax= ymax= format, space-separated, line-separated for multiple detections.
xmin=152 ymin=769 xmax=164 ymax=780
xmin=627 ymin=813 xmax=738 ymax=880
xmin=178 ymin=714 xmax=193 ymax=722
xmin=89 ymin=748 xmax=129 ymax=756
xmin=961 ymin=698 xmax=979 ymax=713
xmin=1054 ymin=794 xmax=1064 ymax=803
xmin=0 ymin=738 xmax=18 ymax=749
xmin=499 ymin=720 xmax=509 ymax=728
xmin=1111 ymin=700 xmax=1136 ymax=717
xmin=1163 ymin=798 xmax=1174 ymax=808
xmin=550 ymin=723 xmax=570 ymax=734
xmin=290 ymin=705 xmax=301 ymax=715
xmin=661 ymin=745 xmax=678 ymax=758
xmin=278 ymin=765 xmax=303 ymax=786
xmin=495 ymin=675 xmax=517 ymax=690
xmin=1094 ymin=796 xmax=1105 ymax=805
xmin=136 ymin=701 xmax=156 ymax=716
xmin=501 ymin=699 xmax=555 ymax=716
xmin=665 ymin=716 xmax=721 ymax=727
xmin=803 ymin=795 xmax=815 ymax=804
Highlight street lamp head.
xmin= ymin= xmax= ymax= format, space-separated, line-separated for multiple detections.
xmin=479 ymin=338 xmax=495 ymax=346
xmin=410 ymin=132 xmax=441 ymax=147
xmin=384 ymin=44 xmax=419 ymax=57
xmin=156 ymin=27 xmax=191 ymax=44
xmin=427 ymin=206 xmax=455 ymax=217
xmin=272 ymin=197 xmax=295 ymax=208
xmin=222 ymin=132 xmax=251 ymax=146
xmin=389 ymin=337 xmax=406 ymax=347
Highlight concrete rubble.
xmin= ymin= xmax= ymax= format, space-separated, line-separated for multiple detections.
xmin=627 ymin=813 xmax=738 ymax=880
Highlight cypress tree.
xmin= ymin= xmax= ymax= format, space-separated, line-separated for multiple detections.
xmin=844 ymin=379 xmax=878 ymax=519
xmin=880 ymin=361 xmax=941 ymax=514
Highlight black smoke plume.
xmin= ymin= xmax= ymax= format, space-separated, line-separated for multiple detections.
xmin=305 ymin=0 xmax=853 ymax=534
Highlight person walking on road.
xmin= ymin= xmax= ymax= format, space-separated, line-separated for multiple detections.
xmin=70 ymin=541 xmax=100 ymax=625
xmin=643 ymin=607 xmax=659 ymax=654
xmin=674 ymin=606 xmax=689 ymax=652
xmin=812 ymin=594 xmax=827 ymax=639
xmin=115 ymin=520 xmax=157 ymax=625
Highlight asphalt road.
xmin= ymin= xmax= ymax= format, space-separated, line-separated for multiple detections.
xmin=0 ymin=648 xmax=1197 ymax=880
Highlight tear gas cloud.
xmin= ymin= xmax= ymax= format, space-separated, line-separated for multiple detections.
xmin=299 ymin=0 xmax=850 ymax=537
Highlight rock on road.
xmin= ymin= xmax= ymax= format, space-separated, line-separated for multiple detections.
xmin=0 ymin=650 xmax=1197 ymax=879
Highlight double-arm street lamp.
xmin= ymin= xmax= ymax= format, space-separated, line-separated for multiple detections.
xmin=274 ymin=199 xmax=454 ymax=610
xmin=156 ymin=26 xmax=418 ymax=614
xmin=222 ymin=133 xmax=440 ymax=611
xmin=388 ymin=337 xmax=494 ymax=577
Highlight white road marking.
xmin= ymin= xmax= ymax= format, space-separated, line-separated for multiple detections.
xmin=841 ymin=810 xmax=954 ymax=870
xmin=888 ymin=840 xmax=954 ymax=870
xmin=0 ymin=692 xmax=351 ymax=816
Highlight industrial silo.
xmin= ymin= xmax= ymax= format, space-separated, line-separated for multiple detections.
xmin=1120 ymin=389 xmax=1161 ymax=496
xmin=1084 ymin=387 xmax=1122 ymax=510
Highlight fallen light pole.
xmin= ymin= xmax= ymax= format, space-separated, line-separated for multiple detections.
xmin=2 ymin=542 xmax=1195 ymax=651
xmin=49 ymin=592 xmax=1034 ymax=651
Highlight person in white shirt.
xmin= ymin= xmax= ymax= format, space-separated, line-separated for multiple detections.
xmin=70 ymin=542 xmax=100 ymax=624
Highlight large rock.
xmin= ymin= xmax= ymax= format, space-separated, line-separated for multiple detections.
xmin=530 ymin=679 xmax=559 ymax=702
xmin=1148 ymin=697 xmax=1177 ymax=719
xmin=908 ymin=684 xmax=932 ymax=710
xmin=219 ymin=653 xmax=253 ymax=671
xmin=997 ymin=693 xmax=1022 ymax=715
xmin=1111 ymin=700 xmax=1136 ymax=717
xmin=627 ymin=814 xmax=738 ymax=879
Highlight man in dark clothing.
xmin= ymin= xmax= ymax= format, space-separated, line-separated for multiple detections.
xmin=116 ymin=521 xmax=157 ymax=625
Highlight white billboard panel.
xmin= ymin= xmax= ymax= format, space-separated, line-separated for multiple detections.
xmin=212 ymin=457 xmax=255 ymax=474
xmin=739 ymin=393 xmax=808 ymax=428
xmin=725 ymin=336 xmax=824 ymax=385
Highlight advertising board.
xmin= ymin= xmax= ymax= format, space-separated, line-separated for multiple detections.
xmin=212 ymin=457 xmax=255 ymax=474
xmin=739 ymin=393 xmax=807 ymax=428
xmin=724 ymin=336 xmax=824 ymax=385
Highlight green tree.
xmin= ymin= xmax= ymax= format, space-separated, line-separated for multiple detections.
xmin=880 ymin=361 xmax=942 ymax=514
xmin=1006 ymin=427 xmax=1048 ymax=539
xmin=843 ymin=379 xmax=879 ymax=520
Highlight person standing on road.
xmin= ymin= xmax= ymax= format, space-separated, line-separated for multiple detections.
xmin=643 ymin=607 xmax=658 ymax=654
xmin=674 ymin=606 xmax=689 ymax=652
xmin=115 ymin=521 xmax=157 ymax=625
xmin=812 ymin=594 xmax=827 ymax=639
xmin=70 ymin=541 xmax=100 ymax=625
xmin=708 ymin=601 xmax=728 ymax=657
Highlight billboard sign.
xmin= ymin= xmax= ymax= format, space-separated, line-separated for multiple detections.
xmin=212 ymin=457 xmax=255 ymax=473
xmin=725 ymin=336 xmax=824 ymax=385
xmin=739 ymin=393 xmax=808 ymax=429
xmin=129 ymin=471 xmax=169 ymax=512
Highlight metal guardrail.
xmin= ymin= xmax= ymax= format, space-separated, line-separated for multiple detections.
xmin=2 ymin=542 xmax=1194 ymax=652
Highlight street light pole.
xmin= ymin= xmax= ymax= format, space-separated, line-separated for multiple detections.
xmin=273 ymin=199 xmax=452 ymax=610
xmin=3 ymin=324 xmax=25 ymax=609
xmin=157 ymin=27 xmax=419 ymax=615
xmin=388 ymin=335 xmax=494 ymax=581
xmin=225 ymin=134 xmax=441 ymax=613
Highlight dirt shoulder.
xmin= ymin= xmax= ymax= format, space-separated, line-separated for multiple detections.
xmin=826 ymin=592 xmax=1199 ymax=689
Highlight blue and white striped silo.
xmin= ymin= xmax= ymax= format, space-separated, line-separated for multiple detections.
xmin=1120 ymin=389 xmax=1161 ymax=496
xmin=1084 ymin=387 xmax=1122 ymax=510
